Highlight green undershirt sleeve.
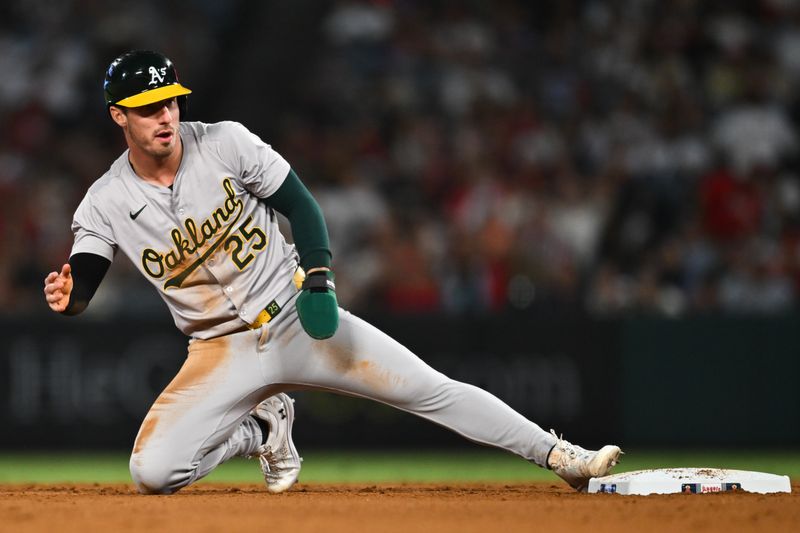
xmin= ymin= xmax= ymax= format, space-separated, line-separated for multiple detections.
xmin=265 ymin=169 xmax=332 ymax=270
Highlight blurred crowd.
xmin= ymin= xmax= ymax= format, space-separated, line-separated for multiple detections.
xmin=2 ymin=0 xmax=800 ymax=317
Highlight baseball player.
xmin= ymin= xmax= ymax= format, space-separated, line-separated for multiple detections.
xmin=43 ymin=50 xmax=621 ymax=494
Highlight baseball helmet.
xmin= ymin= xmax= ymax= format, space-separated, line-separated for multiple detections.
xmin=103 ymin=50 xmax=191 ymax=108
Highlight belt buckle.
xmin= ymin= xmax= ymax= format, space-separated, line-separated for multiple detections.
xmin=248 ymin=299 xmax=282 ymax=329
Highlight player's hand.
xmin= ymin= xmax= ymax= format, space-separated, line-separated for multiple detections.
xmin=43 ymin=263 xmax=73 ymax=313
xmin=296 ymin=268 xmax=339 ymax=339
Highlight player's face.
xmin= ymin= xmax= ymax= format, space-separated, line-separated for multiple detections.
xmin=111 ymin=97 xmax=180 ymax=159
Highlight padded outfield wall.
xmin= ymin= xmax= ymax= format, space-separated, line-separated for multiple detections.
xmin=0 ymin=312 xmax=797 ymax=449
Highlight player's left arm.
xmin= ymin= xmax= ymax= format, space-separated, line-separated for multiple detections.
xmin=266 ymin=169 xmax=338 ymax=340
xmin=218 ymin=122 xmax=338 ymax=339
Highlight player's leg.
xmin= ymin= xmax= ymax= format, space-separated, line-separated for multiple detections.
xmin=262 ymin=307 xmax=558 ymax=467
xmin=129 ymin=328 xmax=278 ymax=494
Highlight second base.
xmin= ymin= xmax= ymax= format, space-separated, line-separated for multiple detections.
xmin=587 ymin=468 xmax=791 ymax=495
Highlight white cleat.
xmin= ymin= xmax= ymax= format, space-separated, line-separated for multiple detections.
xmin=547 ymin=430 xmax=622 ymax=492
xmin=250 ymin=393 xmax=302 ymax=493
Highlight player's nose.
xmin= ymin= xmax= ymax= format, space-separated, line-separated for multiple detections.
xmin=157 ymin=105 xmax=173 ymax=123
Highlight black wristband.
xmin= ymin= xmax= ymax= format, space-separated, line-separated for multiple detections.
xmin=301 ymin=270 xmax=335 ymax=292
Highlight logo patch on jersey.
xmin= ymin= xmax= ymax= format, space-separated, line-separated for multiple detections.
xmin=130 ymin=204 xmax=147 ymax=220
xmin=141 ymin=178 xmax=247 ymax=289
xmin=148 ymin=66 xmax=167 ymax=86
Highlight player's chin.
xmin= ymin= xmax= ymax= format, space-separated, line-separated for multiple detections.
xmin=149 ymin=140 xmax=176 ymax=157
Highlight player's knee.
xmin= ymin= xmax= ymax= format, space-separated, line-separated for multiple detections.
xmin=397 ymin=375 xmax=459 ymax=412
xmin=129 ymin=453 xmax=180 ymax=495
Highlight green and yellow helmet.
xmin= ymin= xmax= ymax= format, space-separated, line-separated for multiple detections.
xmin=103 ymin=50 xmax=191 ymax=108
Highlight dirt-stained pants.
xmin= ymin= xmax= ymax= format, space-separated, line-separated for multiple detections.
xmin=129 ymin=304 xmax=557 ymax=494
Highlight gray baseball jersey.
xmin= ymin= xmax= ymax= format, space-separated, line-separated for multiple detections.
xmin=71 ymin=121 xmax=297 ymax=339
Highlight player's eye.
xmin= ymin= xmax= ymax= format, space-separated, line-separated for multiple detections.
xmin=140 ymin=98 xmax=177 ymax=116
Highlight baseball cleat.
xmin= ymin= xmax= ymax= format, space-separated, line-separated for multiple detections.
xmin=250 ymin=393 xmax=302 ymax=493
xmin=546 ymin=429 xmax=622 ymax=492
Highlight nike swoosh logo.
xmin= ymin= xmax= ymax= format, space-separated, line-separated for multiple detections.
xmin=130 ymin=204 xmax=147 ymax=220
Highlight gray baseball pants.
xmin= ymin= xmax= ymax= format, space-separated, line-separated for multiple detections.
xmin=129 ymin=302 xmax=557 ymax=494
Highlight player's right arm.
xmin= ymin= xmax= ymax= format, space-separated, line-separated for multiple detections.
xmin=50 ymin=182 xmax=117 ymax=315
xmin=43 ymin=253 xmax=112 ymax=315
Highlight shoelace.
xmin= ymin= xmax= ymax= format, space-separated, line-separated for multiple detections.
xmin=549 ymin=429 xmax=581 ymax=469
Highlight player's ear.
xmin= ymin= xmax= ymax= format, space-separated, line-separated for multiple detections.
xmin=109 ymin=105 xmax=128 ymax=128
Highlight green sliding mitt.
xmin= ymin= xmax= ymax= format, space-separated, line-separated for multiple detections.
xmin=296 ymin=269 xmax=339 ymax=339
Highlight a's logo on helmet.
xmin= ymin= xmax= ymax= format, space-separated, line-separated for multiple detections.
xmin=148 ymin=66 xmax=167 ymax=86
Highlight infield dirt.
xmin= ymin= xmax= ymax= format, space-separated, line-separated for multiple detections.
xmin=1 ymin=482 xmax=797 ymax=533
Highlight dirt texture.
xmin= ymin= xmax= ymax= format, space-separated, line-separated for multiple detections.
xmin=0 ymin=482 xmax=798 ymax=533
